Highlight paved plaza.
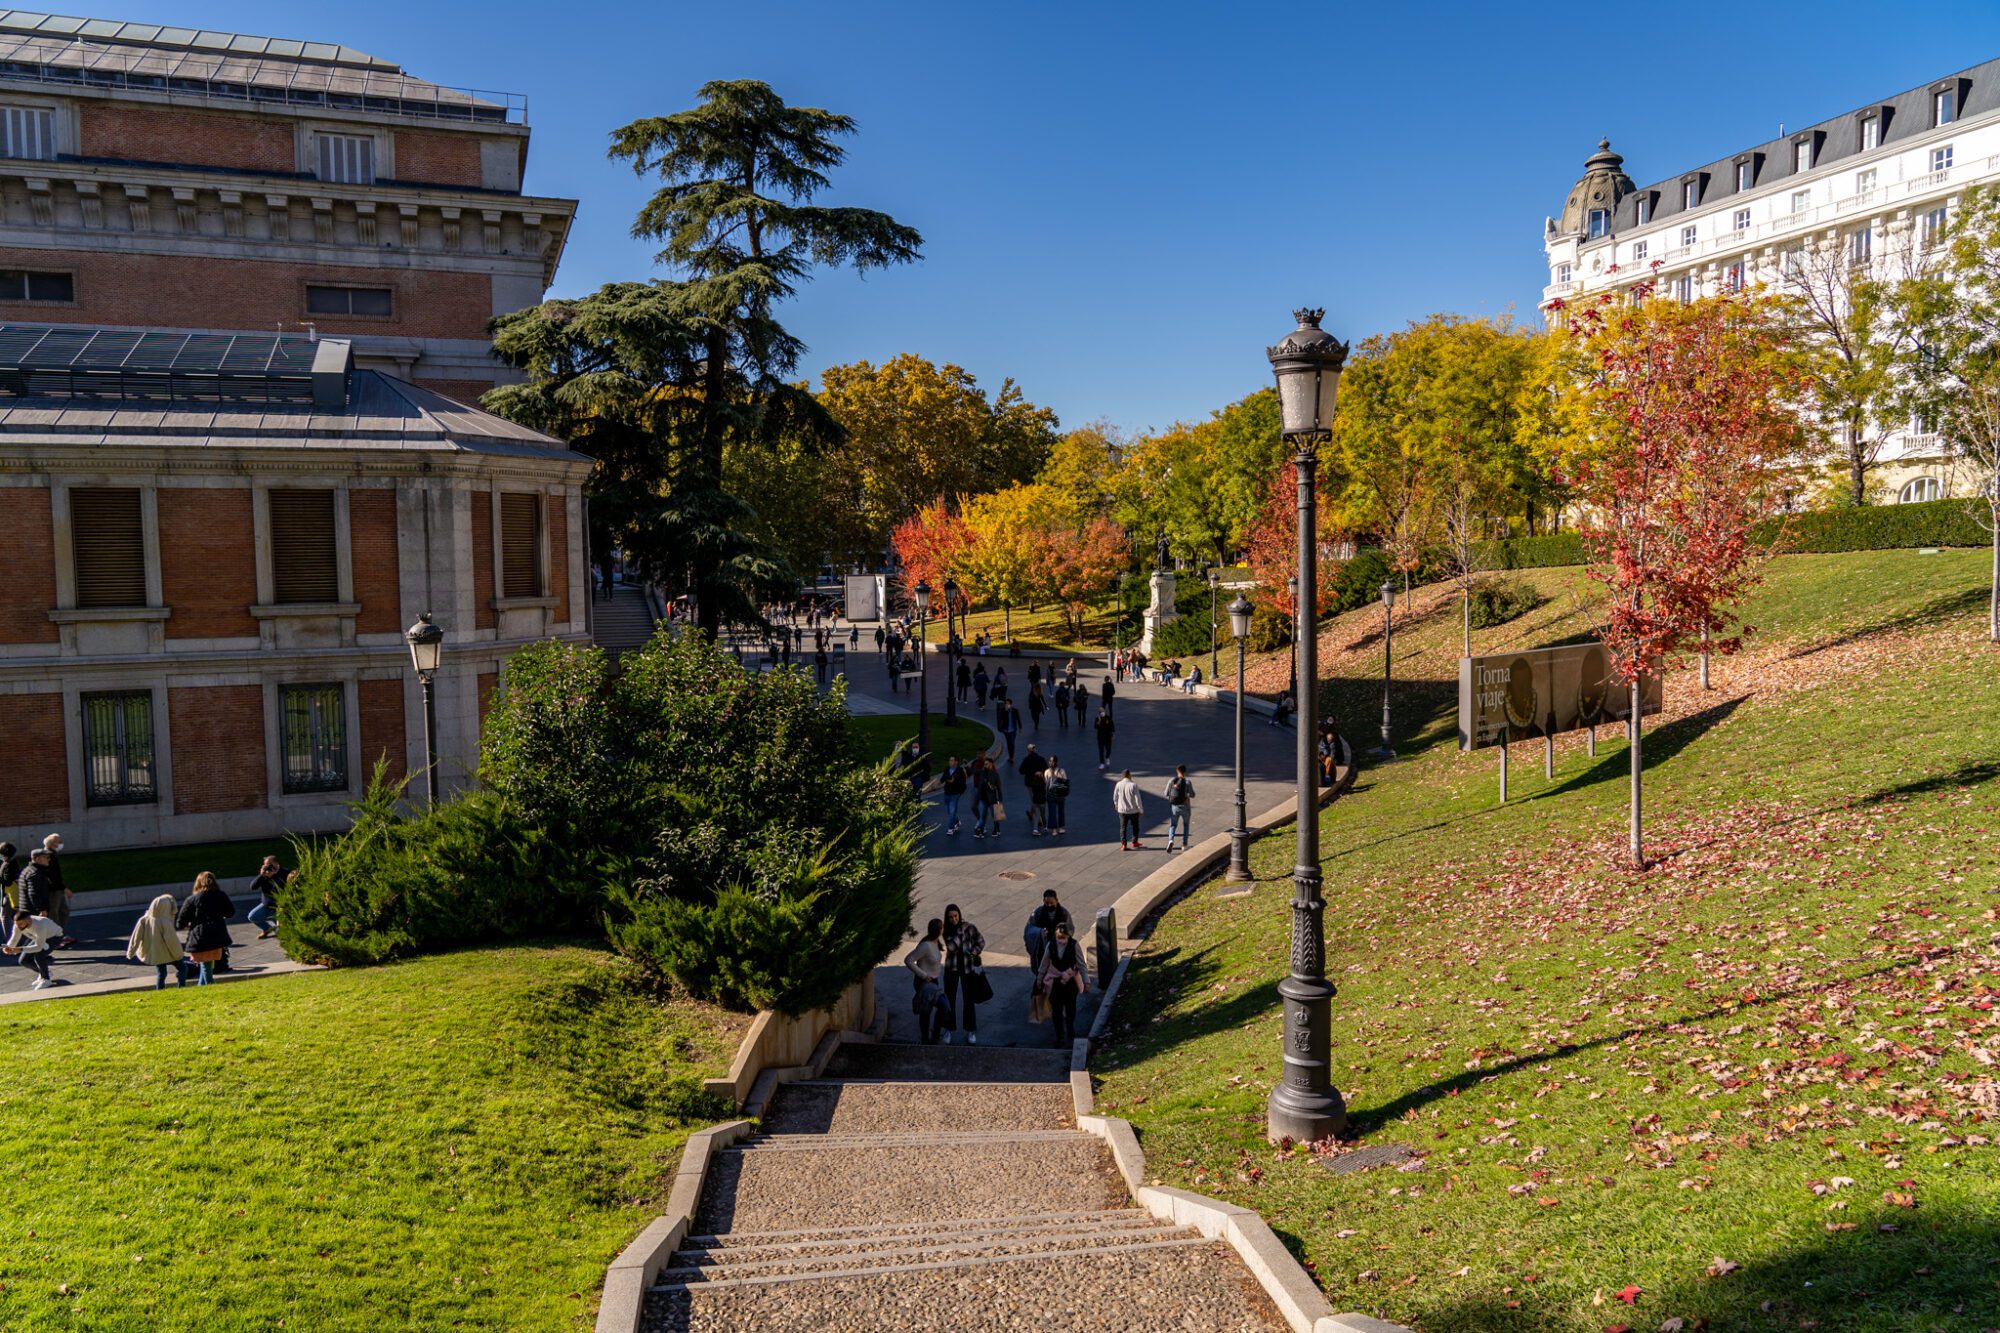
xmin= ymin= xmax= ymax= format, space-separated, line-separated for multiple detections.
xmin=0 ymin=897 xmax=296 ymax=1001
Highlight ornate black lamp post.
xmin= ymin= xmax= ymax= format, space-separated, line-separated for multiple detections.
xmin=1227 ymin=593 xmax=1255 ymax=882
xmin=1265 ymin=307 xmax=1349 ymax=1145
xmin=914 ymin=579 xmax=932 ymax=756
xmin=942 ymin=576 xmax=960 ymax=726
xmin=404 ymin=611 xmax=444 ymax=808
xmin=1379 ymin=581 xmax=1396 ymax=759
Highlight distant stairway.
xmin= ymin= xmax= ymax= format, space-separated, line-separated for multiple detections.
xmin=592 ymin=584 xmax=659 ymax=658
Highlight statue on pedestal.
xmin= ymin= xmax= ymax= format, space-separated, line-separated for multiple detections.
xmin=1154 ymin=530 xmax=1171 ymax=572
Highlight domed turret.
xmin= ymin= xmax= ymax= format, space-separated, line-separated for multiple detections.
xmin=1558 ymin=139 xmax=1635 ymax=239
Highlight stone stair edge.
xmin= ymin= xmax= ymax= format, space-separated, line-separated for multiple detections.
xmin=682 ymin=1206 xmax=1149 ymax=1247
xmin=678 ymin=1214 xmax=1175 ymax=1257
xmin=651 ymin=1234 xmax=1211 ymax=1293
xmin=593 ymin=1118 xmax=752 ymax=1333
xmin=661 ymin=1222 xmax=1193 ymax=1279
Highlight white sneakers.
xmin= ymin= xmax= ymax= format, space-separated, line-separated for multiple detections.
xmin=29 ymin=977 xmax=51 ymax=990
xmin=967 ymin=1033 xmax=978 ymax=1045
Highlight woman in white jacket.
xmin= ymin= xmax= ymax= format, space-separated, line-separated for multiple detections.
xmin=127 ymin=894 xmax=186 ymax=990
xmin=904 ymin=918 xmax=948 ymax=1044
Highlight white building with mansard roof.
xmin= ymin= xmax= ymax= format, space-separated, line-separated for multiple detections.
xmin=1543 ymin=59 xmax=2000 ymax=504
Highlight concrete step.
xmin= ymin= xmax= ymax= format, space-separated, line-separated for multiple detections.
xmin=683 ymin=1207 xmax=1153 ymax=1249
xmin=661 ymin=1218 xmax=1194 ymax=1282
xmin=656 ymin=1233 xmax=1207 ymax=1290
xmin=822 ymin=1040 xmax=1070 ymax=1084
xmin=645 ymin=1243 xmax=1291 ymax=1331
xmin=695 ymin=1133 xmax=1125 ymax=1233
xmin=760 ymin=1078 xmax=1075 ymax=1135
xmin=735 ymin=1128 xmax=1087 ymax=1152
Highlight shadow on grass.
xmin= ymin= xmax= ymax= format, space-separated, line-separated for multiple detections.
xmin=1511 ymin=695 xmax=1749 ymax=807
xmin=1861 ymin=756 xmax=2000 ymax=804
xmin=1090 ymin=943 xmax=1280 ymax=1072
xmin=1782 ymin=585 xmax=1988 ymax=661
xmin=1346 ymin=959 xmax=1903 ymax=1136
xmin=1413 ymin=1208 xmax=1998 ymax=1332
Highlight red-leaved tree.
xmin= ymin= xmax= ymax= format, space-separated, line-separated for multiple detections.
xmin=1244 ymin=460 xmax=1344 ymax=620
xmin=890 ymin=499 xmax=972 ymax=617
xmin=1043 ymin=516 xmax=1128 ymax=643
xmin=1563 ymin=289 xmax=1805 ymax=866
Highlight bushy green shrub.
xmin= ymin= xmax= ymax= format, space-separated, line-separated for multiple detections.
xmin=1330 ymin=547 xmax=1394 ymax=614
xmin=1150 ymin=608 xmax=1219 ymax=658
xmin=1471 ymin=532 xmax=1588 ymax=570
xmin=283 ymin=763 xmax=579 ymax=967
xmin=1755 ymin=498 xmax=1987 ymax=552
xmin=1467 ymin=577 xmax=1541 ymax=628
xmin=1244 ymin=604 xmax=1291 ymax=654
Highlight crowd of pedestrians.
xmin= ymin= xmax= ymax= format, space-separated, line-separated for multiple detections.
xmin=1 ymin=835 xmax=290 ymax=993
xmin=904 ymin=888 xmax=1093 ymax=1047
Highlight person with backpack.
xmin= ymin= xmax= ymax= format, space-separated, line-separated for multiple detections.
xmin=1019 ymin=744 xmax=1049 ymax=837
xmin=1035 ymin=922 xmax=1090 ymax=1046
xmin=127 ymin=894 xmax=186 ymax=990
xmin=175 ymin=872 xmax=236 ymax=987
xmin=1164 ymin=764 xmax=1196 ymax=852
xmin=939 ymin=755 xmax=968 ymax=835
xmin=972 ymin=757 xmax=1003 ymax=840
xmin=1094 ymin=709 xmax=1115 ymax=770
xmin=940 ymin=904 xmax=987 ymax=1045
xmin=1113 ymin=769 xmax=1145 ymax=850
xmin=1044 ymin=755 xmax=1071 ymax=835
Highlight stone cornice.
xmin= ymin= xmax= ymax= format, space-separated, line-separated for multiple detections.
xmin=0 ymin=161 xmax=573 ymax=282
xmin=0 ymin=444 xmax=591 ymax=485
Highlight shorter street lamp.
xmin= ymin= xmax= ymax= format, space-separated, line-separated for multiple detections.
xmin=1378 ymin=581 xmax=1395 ymax=759
xmin=914 ymin=580 xmax=932 ymax=757
xmin=942 ymin=577 xmax=959 ymax=726
xmin=404 ymin=612 xmax=445 ymax=807
xmin=1286 ymin=574 xmax=1299 ymax=700
xmin=1208 ymin=567 xmax=1220 ymax=682
xmin=1227 ymin=594 xmax=1255 ymax=882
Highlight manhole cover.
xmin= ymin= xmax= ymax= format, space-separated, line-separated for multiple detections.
xmin=997 ymin=870 xmax=1037 ymax=881
xmin=1320 ymin=1143 xmax=1419 ymax=1176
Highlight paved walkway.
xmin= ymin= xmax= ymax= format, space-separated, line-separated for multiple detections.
xmin=829 ymin=641 xmax=1300 ymax=1049
xmin=0 ymin=896 xmax=295 ymax=1001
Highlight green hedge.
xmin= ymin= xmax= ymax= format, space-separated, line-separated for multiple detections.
xmin=1468 ymin=499 xmax=1988 ymax=571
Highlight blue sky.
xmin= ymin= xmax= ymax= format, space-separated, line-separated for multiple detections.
xmin=94 ymin=0 xmax=2000 ymax=433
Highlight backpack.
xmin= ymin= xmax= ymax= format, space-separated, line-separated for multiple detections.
xmin=1167 ymin=776 xmax=1189 ymax=804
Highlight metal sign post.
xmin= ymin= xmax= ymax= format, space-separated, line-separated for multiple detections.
xmin=1459 ymin=644 xmax=1661 ymax=807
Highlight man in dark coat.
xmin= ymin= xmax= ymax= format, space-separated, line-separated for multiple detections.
xmin=14 ymin=847 xmax=56 ymax=918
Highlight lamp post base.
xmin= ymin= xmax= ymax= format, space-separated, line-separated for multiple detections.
xmin=1267 ymin=1079 xmax=1347 ymax=1146
xmin=1226 ymin=826 xmax=1253 ymax=881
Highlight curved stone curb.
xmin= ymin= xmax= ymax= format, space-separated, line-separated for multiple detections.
xmin=594 ymin=1119 xmax=752 ymax=1333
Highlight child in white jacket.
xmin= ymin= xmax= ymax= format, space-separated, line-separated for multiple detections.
xmin=127 ymin=894 xmax=186 ymax=990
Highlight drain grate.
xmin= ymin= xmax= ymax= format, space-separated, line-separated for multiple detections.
xmin=1320 ymin=1143 xmax=1419 ymax=1176
xmin=997 ymin=870 xmax=1037 ymax=881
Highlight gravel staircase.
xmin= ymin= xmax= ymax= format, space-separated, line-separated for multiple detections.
xmin=593 ymin=584 xmax=659 ymax=658
xmin=644 ymin=1045 xmax=1287 ymax=1333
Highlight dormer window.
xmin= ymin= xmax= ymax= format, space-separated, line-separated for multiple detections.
xmin=1634 ymin=194 xmax=1653 ymax=224
xmin=1683 ymin=178 xmax=1702 ymax=209
xmin=1860 ymin=114 xmax=1881 ymax=151
xmin=1934 ymin=86 xmax=1957 ymax=127
xmin=1587 ymin=208 xmax=1610 ymax=239
xmin=1735 ymin=160 xmax=1753 ymax=191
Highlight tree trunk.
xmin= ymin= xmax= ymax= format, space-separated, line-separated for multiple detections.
xmin=1629 ymin=677 xmax=1644 ymax=869
xmin=693 ymin=323 xmax=731 ymax=637
xmin=1848 ymin=421 xmax=1867 ymax=508
xmin=1004 ymin=604 xmax=1013 ymax=643
xmin=1699 ymin=643 xmax=1711 ymax=690
xmin=1990 ymin=505 xmax=1999 ymax=644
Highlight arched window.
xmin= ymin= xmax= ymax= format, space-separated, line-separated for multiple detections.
xmin=1899 ymin=476 xmax=1944 ymax=504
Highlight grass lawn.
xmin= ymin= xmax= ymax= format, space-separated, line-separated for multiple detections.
xmin=0 ymin=945 xmax=747 ymax=1332
xmin=58 ymin=837 xmax=331 ymax=895
xmin=848 ymin=713 xmax=994 ymax=765
xmin=954 ymin=601 xmax=1124 ymax=653
xmin=1097 ymin=549 xmax=2000 ymax=1332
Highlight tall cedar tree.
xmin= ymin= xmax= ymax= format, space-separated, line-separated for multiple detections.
xmin=487 ymin=82 xmax=920 ymax=633
xmin=1560 ymin=289 xmax=1803 ymax=866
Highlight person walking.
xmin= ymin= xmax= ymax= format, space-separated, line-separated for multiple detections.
xmin=1073 ymin=680 xmax=1090 ymax=732
xmin=874 ymin=625 xmax=887 ymax=657
xmin=40 ymin=834 xmax=72 ymax=946
xmin=940 ymin=904 xmax=987 ymax=1045
xmin=175 ymin=872 xmax=236 ymax=987
xmin=1164 ymin=764 xmax=1196 ymax=852
xmin=1019 ymin=744 xmax=1049 ymax=836
xmin=939 ymin=755 xmax=968 ymax=835
xmin=127 ymin=894 xmax=186 ymax=989
xmin=956 ymin=658 xmax=972 ymax=704
xmin=1113 ymin=768 xmax=1146 ymax=850
xmin=904 ymin=918 xmax=948 ymax=1045
xmin=13 ymin=845 xmax=57 ymax=921
xmin=1036 ymin=922 xmax=1090 ymax=1046
xmin=972 ymin=662 xmax=991 ymax=708
xmin=248 ymin=855 xmax=288 ymax=939
xmin=1053 ymin=679 xmax=1071 ymax=730
xmin=814 ymin=646 xmax=829 ymax=687
xmin=1100 ymin=674 xmax=1116 ymax=720
xmin=1023 ymin=888 xmax=1075 ymax=971
xmin=972 ymin=756 xmax=1003 ymax=840
xmin=997 ymin=700 xmax=1022 ymax=763
xmin=3 ymin=909 xmax=61 ymax=990
xmin=1064 ymin=658 xmax=1079 ymax=691
xmin=990 ymin=667 xmax=1010 ymax=707
xmin=1094 ymin=708 xmax=1115 ymax=770
xmin=1027 ymin=681 xmax=1046 ymax=734
xmin=1044 ymin=754 xmax=1071 ymax=835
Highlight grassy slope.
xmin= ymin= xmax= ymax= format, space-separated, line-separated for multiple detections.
xmin=0 ymin=946 xmax=746 ymax=1333
xmin=1098 ymin=549 xmax=2000 ymax=1332
xmin=847 ymin=714 xmax=995 ymax=766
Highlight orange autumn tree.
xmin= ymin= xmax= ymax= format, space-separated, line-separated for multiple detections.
xmin=889 ymin=499 xmax=971 ymax=618
xmin=1558 ymin=287 xmax=1807 ymax=867
xmin=1244 ymin=460 xmax=1344 ymax=622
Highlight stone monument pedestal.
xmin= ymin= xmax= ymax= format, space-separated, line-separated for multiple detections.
xmin=1139 ymin=569 xmax=1177 ymax=656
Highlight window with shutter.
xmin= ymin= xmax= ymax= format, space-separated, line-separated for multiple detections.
xmin=499 ymin=493 xmax=541 ymax=598
xmin=280 ymin=684 xmax=348 ymax=793
xmin=269 ymin=489 xmax=340 ymax=604
xmin=70 ymin=487 xmax=146 ymax=608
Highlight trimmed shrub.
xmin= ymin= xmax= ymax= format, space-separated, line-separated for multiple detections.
xmin=1329 ymin=547 xmax=1394 ymax=614
xmin=1756 ymin=498 xmax=1987 ymax=552
xmin=1244 ymin=604 xmax=1291 ymax=654
xmin=1467 ymin=577 xmax=1542 ymax=629
xmin=1150 ymin=608 xmax=1219 ymax=658
xmin=1471 ymin=532 xmax=1588 ymax=570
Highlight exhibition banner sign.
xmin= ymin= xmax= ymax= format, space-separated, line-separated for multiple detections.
xmin=1457 ymin=641 xmax=1662 ymax=751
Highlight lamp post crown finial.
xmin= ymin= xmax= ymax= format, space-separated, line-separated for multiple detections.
xmin=1293 ymin=307 xmax=1326 ymax=328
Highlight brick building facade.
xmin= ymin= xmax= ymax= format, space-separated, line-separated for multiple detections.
xmin=0 ymin=12 xmax=575 ymax=398
xmin=0 ymin=329 xmax=591 ymax=850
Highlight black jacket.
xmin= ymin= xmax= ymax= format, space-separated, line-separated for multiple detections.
xmin=941 ymin=765 xmax=968 ymax=796
xmin=14 ymin=862 xmax=56 ymax=915
xmin=176 ymin=888 xmax=236 ymax=954
xmin=252 ymin=869 xmax=289 ymax=908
